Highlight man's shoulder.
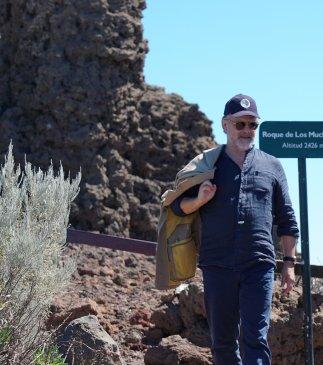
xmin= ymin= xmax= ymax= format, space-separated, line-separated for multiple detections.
xmin=174 ymin=145 xmax=223 ymax=186
xmin=183 ymin=145 xmax=223 ymax=171
xmin=254 ymin=148 xmax=282 ymax=166
xmin=253 ymin=148 xmax=284 ymax=176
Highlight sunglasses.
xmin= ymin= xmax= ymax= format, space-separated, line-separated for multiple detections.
xmin=230 ymin=120 xmax=259 ymax=131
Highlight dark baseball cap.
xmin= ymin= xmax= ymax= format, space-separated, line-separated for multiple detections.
xmin=223 ymin=94 xmax=260 ymax=118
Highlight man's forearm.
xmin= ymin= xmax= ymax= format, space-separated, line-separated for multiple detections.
xmin=280 ymin=235 xmax=297 ymax=294
xmin=280 ymin=235 xmax=297 ymax=257
xmin=180 ymin=197 xmax=204 ymax=215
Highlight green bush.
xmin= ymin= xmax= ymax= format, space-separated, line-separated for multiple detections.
xmin=0 ymin=143 xmax=81 ymax=364
xmin=34 ymin=346 xmax=68 ymax=365
xmin=0 ymin=326 xmax=11 ymax=349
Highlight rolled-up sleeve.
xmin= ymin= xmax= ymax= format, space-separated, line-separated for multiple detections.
xmin=273 ymin=161 xmax=299 ymax=237
xmin=170 ymin=184 xmax=200 ymax=217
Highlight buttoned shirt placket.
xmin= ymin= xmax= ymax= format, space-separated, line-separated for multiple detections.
xmin=233 ymin=148 xmax=254 ymax=268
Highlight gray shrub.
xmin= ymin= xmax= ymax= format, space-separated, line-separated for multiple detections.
xmin=0 ymin=142 xmax=81 ymax=364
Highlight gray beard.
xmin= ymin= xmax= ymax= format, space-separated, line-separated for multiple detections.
xmin=236 ymin=137 xmax=255 ymax=151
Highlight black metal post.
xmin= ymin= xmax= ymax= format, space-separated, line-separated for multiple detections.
xmin=298 ymin=157 xmax=314 ymax=365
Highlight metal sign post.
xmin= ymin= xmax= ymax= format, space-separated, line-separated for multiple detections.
xmin=259 ymin=121 xmax=323 ymax=365
xmin=298 ymin=157 xmax=314 ymax=364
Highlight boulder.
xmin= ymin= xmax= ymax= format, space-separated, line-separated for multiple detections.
xmin=150 ymin=300 xmax=183 ymax=335
xmin=59 ymin=315 xmax=124 ymax=365
xmin=47 ymin=294 xmax=100 ymax=329
xmin=144 ymin=335 xmax=212 ymax=365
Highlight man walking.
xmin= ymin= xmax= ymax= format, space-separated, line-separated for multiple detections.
xmin=170 ymin=94 xmax=299 ymax=364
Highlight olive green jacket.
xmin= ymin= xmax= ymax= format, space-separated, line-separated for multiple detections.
xmin=155 ymin=144 xmax=224 ymax=290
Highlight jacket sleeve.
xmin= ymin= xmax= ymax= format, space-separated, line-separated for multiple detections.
xmin=170 ymin=184 xmax=200 ymax=217
xmin=273 ymin=160 xmax=299 ymax=237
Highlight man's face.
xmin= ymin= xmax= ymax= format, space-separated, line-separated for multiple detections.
xmin=222 ymin=115 xmax=259 ymax=152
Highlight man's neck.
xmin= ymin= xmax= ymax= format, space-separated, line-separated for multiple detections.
xmin=225 ymin=144 xmax=248 ymax=169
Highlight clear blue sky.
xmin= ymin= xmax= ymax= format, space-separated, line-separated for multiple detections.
xmin=143 ymin=0 xmax=323 ymax=265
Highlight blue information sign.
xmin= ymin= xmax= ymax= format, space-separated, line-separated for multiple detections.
xmin=259 ymin=121 xmax=323 ymax=158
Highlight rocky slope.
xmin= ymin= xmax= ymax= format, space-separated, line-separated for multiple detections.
xmin=50 ymin=244 xmax=323 ymax=364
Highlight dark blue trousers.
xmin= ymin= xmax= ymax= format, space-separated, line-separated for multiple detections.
xmin=201 ymin=263 xmax=274 ymax=365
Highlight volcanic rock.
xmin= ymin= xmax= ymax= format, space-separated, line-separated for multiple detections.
xmin=59 ymin=314 xmax=125 ymax=365
xmin=144 ymin=335 xmax=213 ymax=365
xmin=0 ymin=0 xmax=216 ymax=242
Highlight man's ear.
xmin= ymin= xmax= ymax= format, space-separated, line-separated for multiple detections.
xmin=222 ymin=118 xmax=227 ymax=134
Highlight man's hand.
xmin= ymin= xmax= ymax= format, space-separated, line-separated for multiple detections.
xmin=180 ymin=180 xmax=217 ymax=214
xmin=281 ymin=261 xmax=295 ymax=296
xmin=197 ymin=180 xmax=217 ymax=205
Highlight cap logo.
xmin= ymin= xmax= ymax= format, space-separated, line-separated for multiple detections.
xmin=240 ymin=98 xmax=250 ymax=109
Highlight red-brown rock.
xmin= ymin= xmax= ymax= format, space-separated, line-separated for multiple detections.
xmin=144 ymin=335 xmax=213 ymax=365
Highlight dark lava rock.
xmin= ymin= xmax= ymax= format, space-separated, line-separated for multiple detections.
xmin=0 ymin=0 xmax=216 ymax=243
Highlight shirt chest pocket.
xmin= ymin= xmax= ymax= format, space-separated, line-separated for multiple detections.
xmin=250 ymin=172 xmax=274 ymax=207
xmin=254 ymin=185 xmax=269 ymax=202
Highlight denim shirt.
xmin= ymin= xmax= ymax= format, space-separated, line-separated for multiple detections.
xmin=170 ymin=146 xmax=299 ymax=269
